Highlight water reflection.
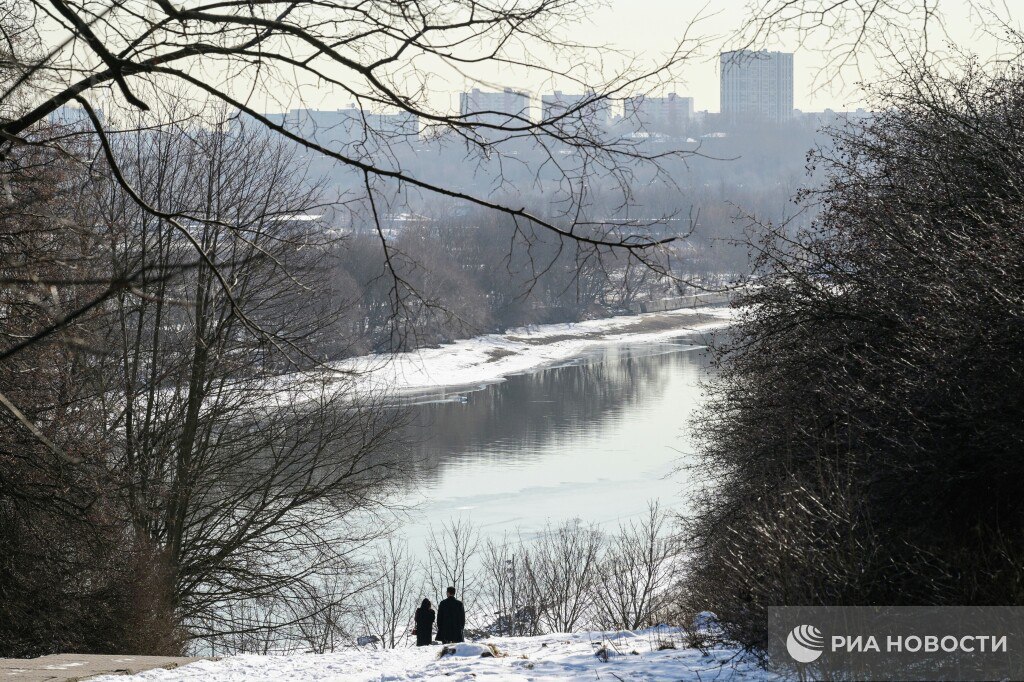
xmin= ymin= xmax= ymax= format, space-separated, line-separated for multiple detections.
xmin=395 ymin=338 xmax=713 ymax=544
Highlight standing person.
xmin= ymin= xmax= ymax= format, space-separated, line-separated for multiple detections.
xmin=414 ymin=598 xmax=435 ymax=647
xmin=436 ymin=586 xmax=465 ymax=644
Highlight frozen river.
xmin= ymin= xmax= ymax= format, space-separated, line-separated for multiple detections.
xmin=394 ymin=334 xmax=715 ymax=545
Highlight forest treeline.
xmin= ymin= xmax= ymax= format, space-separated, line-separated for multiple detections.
xmin=295 ymin=115 xmax=827 ymax=356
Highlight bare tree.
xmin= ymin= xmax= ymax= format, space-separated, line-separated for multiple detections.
xmin=84 ymin=116 xmax=409 ymax=649
xmin=424 ymin=517 xmax=480 ymax=608
xmin=732 ymin=0 xmax=1011 ymax=95
xmin=525 ymin=519 xmax=602 ymax=633
xmin=594 ymin=502 xmax=679 ymax=630
xmin=289 ymin=573 xmax=358 ymax=655
xmin=0 ymin=0 xmax=709 ymax=379
xmin=478 ymin=534 xmax=542 ymax=637
xmin=0 ymin=94 xmax=183 ymax=655
xmin=357 ymin=539 xmax=418 ymax=649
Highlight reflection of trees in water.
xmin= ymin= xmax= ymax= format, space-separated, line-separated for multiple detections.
xmin=399 ymin=345 xmax=709 ymax=488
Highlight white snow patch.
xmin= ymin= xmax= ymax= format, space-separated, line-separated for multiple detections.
xmin=333 ymin=306 xmax=735 ymax=398
xmin=91 ymin=628 xmax=774 ymax=681
xmin=439 ymin=642 xmax=499 ymax=657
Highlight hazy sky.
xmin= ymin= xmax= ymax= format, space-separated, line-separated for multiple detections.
xmin=555 ymin=0 xmax=1022 ymax=112
xmin=57 ymin=0 xmax=1023 ymax=117
xmin=381 ymin=0 xmax=1018 ymax=115
xmin=306 ymin=0 xmax=1022 ymax=116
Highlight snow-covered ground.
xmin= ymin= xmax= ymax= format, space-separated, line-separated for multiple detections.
xmin=337 ymin=306 xmax=735 ymax=398
xmin=91 ymin=628 xmax=773 ymax=681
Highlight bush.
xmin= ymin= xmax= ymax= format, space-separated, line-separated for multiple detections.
xmin=683 ymin=59 xmax=1024 ymax=651
xmin=0 ymin=505 xmax=181 ymax=657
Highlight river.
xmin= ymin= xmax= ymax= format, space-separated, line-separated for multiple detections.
xmin=394 ymin=334 xmax=714 ymax=546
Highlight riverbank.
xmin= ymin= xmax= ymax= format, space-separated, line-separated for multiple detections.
xmin=337 ymin=305 xmax=735 ymax=398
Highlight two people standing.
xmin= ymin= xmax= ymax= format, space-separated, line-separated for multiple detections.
xmin=414 ymin=587 xmax=465 ymax=646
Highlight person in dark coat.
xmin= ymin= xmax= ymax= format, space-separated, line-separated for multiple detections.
xmin=436 ymin=586 xmax=465 ymax=644
xmin=414 ymin=598 xmax=435 ymax=646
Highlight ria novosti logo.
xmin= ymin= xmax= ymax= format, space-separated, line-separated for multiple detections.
xmin=784 ymin=621 xmax=1008 ymax=665
xmin=787 ymin=624 xmax=825 ymax=663
xmin=771 ymin=607 xmax=1021 ymax=680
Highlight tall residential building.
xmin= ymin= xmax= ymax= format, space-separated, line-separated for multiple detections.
xmin=624 ymin=93 xmax=693 ymax=136
xmin=720 ymin=50 xmax=794 ymax=122
xmin=459 ymin=88 xmax=531 ymax=126
xmin=540 ymin=91 xmax=610 ymax=128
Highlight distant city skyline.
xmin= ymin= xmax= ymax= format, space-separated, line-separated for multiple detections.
xmin=257 ymin=0 xmax=1015 ymax=116
xmin=56 ymin=0 xmax=1008 ymax=122
xmin=258 ymin=59 xmax=859 ymax=124
xmin=32 ymin=0 xmax=1024 ymax=125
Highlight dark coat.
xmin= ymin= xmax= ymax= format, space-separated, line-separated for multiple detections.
xmin=436 ymin=596 xmax=465 ymax=643
xmin=414 ymin=606 xmax=435 ymax=646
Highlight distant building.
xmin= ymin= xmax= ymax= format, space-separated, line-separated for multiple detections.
xmin=720 ymin=50 xmax=794 ymax=122
xmin=459 ymin=88 xmax=531 ymax=126
xmin=540 ymin=90 xmax=610 ymax=129
xmin=624 ymin=93 xmax=693 ymax=136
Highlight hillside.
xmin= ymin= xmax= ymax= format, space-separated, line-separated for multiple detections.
xmin=90 ymin=629 xmax=773 ymax=681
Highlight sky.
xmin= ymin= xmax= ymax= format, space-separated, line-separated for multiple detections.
xmin=267 ymin=0 xmax=1023 ymax=116
xmin=576 ymin=0 xmax=1020 ymax=112
xmin=42 ymin=0 xmax=1024 ymax=119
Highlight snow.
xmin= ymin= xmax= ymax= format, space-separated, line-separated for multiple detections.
xmin=262 ymin=306 xmax=735 ymax=408
xmin=336 ymin=306 xmax=735 ymax=398
xmin=91 ymin=628 xmax=774 ymax=681
xmin=440 ymin=642 xmax=498 ymax=657
xmin=694 ymin=611 xmax=723 ymax=632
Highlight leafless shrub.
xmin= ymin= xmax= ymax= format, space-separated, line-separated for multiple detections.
xmin=291 ymin=573 xmax=357 ymax=654
xmin=478 ymin=534 xmax=542 ymax=637
xmin=524 ymin=519 xmax=602 ymax=633
xmin=593 ymin=502 xmax=680 ymax=631
xmin=424 ymin=518 xmax=481 ymax=609
xmin=356 ymin=539 xmax=419 ymax=650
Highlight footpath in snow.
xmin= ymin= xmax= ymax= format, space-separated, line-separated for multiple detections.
xmin=91 ymin=628 xmax=774 ymax=681
xmin=336 ymin=306 xmax=736 ymax=398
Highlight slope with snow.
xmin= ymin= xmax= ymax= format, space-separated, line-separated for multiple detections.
xmin=90 ymin=628 xmax=775 ymax=681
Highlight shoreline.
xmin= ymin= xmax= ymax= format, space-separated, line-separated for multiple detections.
xmin=335 ymin=305 xmax=735 ymax=398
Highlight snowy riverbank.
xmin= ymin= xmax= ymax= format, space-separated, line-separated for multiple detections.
xmin=337 ymin=306 xmax=736 ymax=398
xmin=91 ymin=628 xmax=773 ymax=681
